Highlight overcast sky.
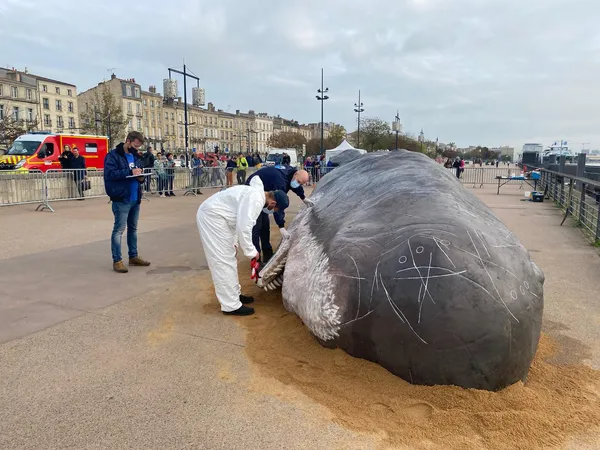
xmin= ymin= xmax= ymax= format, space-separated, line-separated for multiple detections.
xmin=2 ymin=0 xmax=600 ymax=150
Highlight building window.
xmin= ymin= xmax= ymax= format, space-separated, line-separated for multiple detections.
xmin=68 ymin=117 xmax=75 ymax=129
xmin=145 ymin=126 xmax=149 ymax=137
xmin=127 ymin=102 xmax=132 ymax=114
xmin=42 ymin=84 xmax=47 ymax=92
xmin=150 ymin=100 xmax=154 ymax=108
xmin=164 ymin=112 xmax=168 ymax=120
xmin=0 ymin=105 xmax=4 ymax=119
xmin=55 ymin=87 xmax=60 ymax=94
xmin=26 ymin=89 xmax=32 ymax=100
xmin=204 ymin=129 xmax=208 ymax=137
xmin=143 ymin=111 xmax=148 ymax=120
xmin=143 ymin=98 xmax=147 ymax=106
xmin=67 ymin=89 xmax=72 ymax=97
xmin=151 ymin=112 xmax=155 ymax=121
xmin=137 ymin=118 xmax=142 ymax=130
xmin=171 ymin=125 xmax=175 ymax=134
xmin=128 ymin=119 xmax=133 ymax=130
xmin=158 ymin=128 xmax=161 ymax=139
xmin=56 ymin=100 xmax=62 ymax=111
xmin=171 ymin=113 xmax=174 ymax=120
xmin=27 ymin=108 xmax=33 ymax=121
xmin=11 ymin=86 xmax=18 ymax=98
xmin=136 ymin=104 xmax=141 ymax=115
xmin=12 ymin=107 xmax=19 ymax=121
xmin=43 ymin=98 xmax=49 ymax=109
xmin=68 ymin=101 xmax=74 ymax=113
xmin=134 ymin=87 xmax=140 ymax=98
xmin=44 ymin=114 xmax=51 ymax=126
xmin=0 ymin=84 xmax=3 ymax=96
xmin=126 ymin=85 xmax=132 ymax=97
xmin=57 ymin=116 xmax=64 ymax=128
xmin=165 ymin=126 xmax=168 ymax=136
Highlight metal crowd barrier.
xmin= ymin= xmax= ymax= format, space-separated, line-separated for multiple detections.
xmin=0 ymin=166 xmax=262 ymax=212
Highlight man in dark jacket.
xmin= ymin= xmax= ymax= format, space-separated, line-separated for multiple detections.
xmin=140 ymin=146 xmax=156 ymax=192
xmin=104 ymin=131 xmax=151 ymax=273
xmin=246 ymin=166 xmax=310 ymax=262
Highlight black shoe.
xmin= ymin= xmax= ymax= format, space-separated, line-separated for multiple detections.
xmin=223 ymin=305 xmax=254 ymax=316
xmin=240 ymin=294 xmax=254 ymax=304
xmin=165 ymin=192 xmax=171 ymax=197
xmin=262 ymin=248 xmax=274 ymax=264
xmin=170 ymin=192 xmax=176 ymax=196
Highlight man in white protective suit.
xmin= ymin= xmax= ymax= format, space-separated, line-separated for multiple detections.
xmin=196 ymin=176 xmax=290 ymax=316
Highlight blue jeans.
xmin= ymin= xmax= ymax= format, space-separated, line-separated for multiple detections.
xmin=111 ymin=201 xmax=140 ymax=262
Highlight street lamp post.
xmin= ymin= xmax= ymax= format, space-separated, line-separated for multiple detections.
xmin=354 ymin=90 xmax=364 ymax=148
xmin=168 ymin=62 xmax=200 ymax=167
xmin=315 ymin=68 xmax=329 ymax=155
xmin=418 ymin=129 xmax=425 ymax=153
xmin=392 ymin=110 xmax=401 ymax=150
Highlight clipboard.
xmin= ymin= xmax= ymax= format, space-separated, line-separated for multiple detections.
xmin=126 ymin=173 xmax=152 ymax=178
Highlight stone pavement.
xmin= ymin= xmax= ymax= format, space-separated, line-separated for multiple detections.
xmin=0 ymin=184 xmax=599 ymax=449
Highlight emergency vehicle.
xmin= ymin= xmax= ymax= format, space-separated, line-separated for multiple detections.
xmin=0 ymin=132 xmax=109 ymax=172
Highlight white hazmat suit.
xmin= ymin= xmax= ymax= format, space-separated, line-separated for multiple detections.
xmin=196 ymin=176 xmax=265 ymax=312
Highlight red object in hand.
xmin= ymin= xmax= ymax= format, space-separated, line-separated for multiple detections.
xmin=250 ymin=257 xmax=261 ymax=283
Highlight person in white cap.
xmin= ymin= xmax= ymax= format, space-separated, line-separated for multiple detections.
xmin=196 ymin=176 xmax=290 ymax=316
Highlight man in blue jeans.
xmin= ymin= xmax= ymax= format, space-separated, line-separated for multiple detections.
xmin=104 ymin=131 xmax=151 ymax=273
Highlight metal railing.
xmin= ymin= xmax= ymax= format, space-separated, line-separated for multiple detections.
xmin=538 ymin=169 xmax=600 ymax=243
xmin=0 ymin=167 xmax=262 ymax=211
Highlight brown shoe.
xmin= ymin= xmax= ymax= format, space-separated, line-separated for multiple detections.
xmin=129 ymin=256 xmax=151 ymax=267
xmin=113 ymin=260 xmax=128 ymax=273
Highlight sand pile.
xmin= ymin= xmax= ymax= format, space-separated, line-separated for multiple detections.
xmin=199 ymin=266 xmax=600 ymax=450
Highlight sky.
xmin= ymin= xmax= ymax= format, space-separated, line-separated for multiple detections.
xmin=2 ymin=0 xmax=600 ymax=150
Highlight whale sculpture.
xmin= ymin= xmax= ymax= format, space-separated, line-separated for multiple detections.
xmin=258 ymin=151 xmax=544 ymax=391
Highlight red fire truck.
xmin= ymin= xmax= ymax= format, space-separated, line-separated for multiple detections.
xmin=0 ymin=132 xmax=109 ymax=172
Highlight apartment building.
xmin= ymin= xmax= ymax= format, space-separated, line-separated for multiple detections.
xmin=0 ymin=68 xmax=38 ymax=126
xmin=0 ymin=67 xmax=78 ymax=134
xmin=141 ymin=86 xmax=163 ymax=150
xmin=78 ymin=73 xmax=142 ymax=143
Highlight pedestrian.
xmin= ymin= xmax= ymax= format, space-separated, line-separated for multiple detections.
xmin=246 ymin=166 xmax=310 ymax=263
xmin=191 ymin=152 xmax=204 ymax=195
xmin=70 ymin=146 xmax=87 ymax=200
xmin=196 ymin=176 xmax=290 ymax=316
xmin=103 ymin=131 xmax=151 ymax=273
xmin=236 ymin=152 xmax=248 ymax=184
xmin=140 ymin=146 xmax=156 ymax=193
xmin=453 ymin=157 xmax=461 ymax=178
xmin=154 ymin=152 xmax=167 ymax=197
xmin=226 ymin=154 xmax=236 ymax=186
xmin=165 ymin=152 xmax=176 ymax=196
xmin=58 ymin=144 xmax=73 ymax=169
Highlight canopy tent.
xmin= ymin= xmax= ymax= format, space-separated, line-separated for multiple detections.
xmin=325 ymin=140 xmax=366 ymax=162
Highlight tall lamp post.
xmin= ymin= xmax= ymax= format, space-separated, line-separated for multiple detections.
xmin=168 ymin=62 xmax=200 ymax=167
xmin=392 ymin=111 xmax=401 ymax=150
xmin=354 ymin=90 xmax=364 ymax=148
xmin=418 ymin=129 xmax=425 ymax=153
xmin=315 ymin=68 xmax=329 ymax=155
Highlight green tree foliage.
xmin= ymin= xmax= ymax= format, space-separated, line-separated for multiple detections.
xmin=327 ymin=124 xmax=346 ymax=147
xmin=79 ymin=84 xmax=127 ymax=145
xmin=267 ymin=131 xmax=307 ymax=150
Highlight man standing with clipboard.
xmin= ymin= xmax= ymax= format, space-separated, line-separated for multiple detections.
xmin=104 ymin=131 xmax=152 ymax=273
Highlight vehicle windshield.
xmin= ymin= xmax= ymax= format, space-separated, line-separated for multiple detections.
xmin=266 ymin=154 xmax=281 ymax=162
xmin=6 ymin=141 xmax=41 ymax=156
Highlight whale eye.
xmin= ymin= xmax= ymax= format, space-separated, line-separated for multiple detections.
xmin=416 ymin=246 xmax=424 ymax=254
xmin=399 ymin=256 xmax=407 ymax=264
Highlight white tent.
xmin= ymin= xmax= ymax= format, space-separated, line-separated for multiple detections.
xmin=325 ymin=140 xmax=366 ymax=162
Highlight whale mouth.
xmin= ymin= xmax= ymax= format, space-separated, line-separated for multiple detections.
xmin=257 ymin=231 xmax=291 ymax=291
xmin=257 ymin=202 xmax=314 ymax=291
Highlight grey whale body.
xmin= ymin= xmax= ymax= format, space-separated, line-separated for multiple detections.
xmin=259 ymin=151 xmax=544 ymax=391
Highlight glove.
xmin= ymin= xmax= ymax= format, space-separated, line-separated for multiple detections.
xmin=280 ymin=227 xmax=290 ymax=239
xmin=303 ymin=198 xmax=314 ymax=207
xmin=250 ymin=257 xmax=261 ymax=283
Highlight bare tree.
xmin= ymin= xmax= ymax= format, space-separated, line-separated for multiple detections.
xmin=267 ymin=131 xmax=307 ymax=150
xmin=79 ymin=84 xmax=127 ymax=147
xmin=0 ymin=116 xmax=38 ymax=151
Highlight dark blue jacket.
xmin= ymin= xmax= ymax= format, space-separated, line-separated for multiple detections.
xmin=104 ymin=143 xmax=143 ymax=204
xmin=246 ymin=166 xmax=305 ymax=228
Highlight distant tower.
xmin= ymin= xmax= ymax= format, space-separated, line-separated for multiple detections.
xmin=192 ymin=87 xmax=205 ymax=106
xmin=163 ymin=79 xmax=178 ymax=99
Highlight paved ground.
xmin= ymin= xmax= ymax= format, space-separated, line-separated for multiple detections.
xmin=0 ymin=182 xmax=599 ymax=449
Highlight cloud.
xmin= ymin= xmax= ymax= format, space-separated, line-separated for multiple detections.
xmin=2 ymin=0 xmax=600 ymax=149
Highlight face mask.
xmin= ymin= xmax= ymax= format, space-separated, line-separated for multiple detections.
xmin=290 ymin=180 xmax=300 ymax=189
xmin=263 ymin=207 xmax=274 ymax=215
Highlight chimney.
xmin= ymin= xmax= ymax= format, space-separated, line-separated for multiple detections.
xmin=111 ymin=73 xmax=116 ymax=80
xmin=208 ymin=102 xmax=214 ymax=112
xmin=177 ymin=97 xmax=182 ymax=103
xmin=149 ymin=85 xmax=156 ymax=94
xmin=236 ymin=109 xmax=240 ymax=115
